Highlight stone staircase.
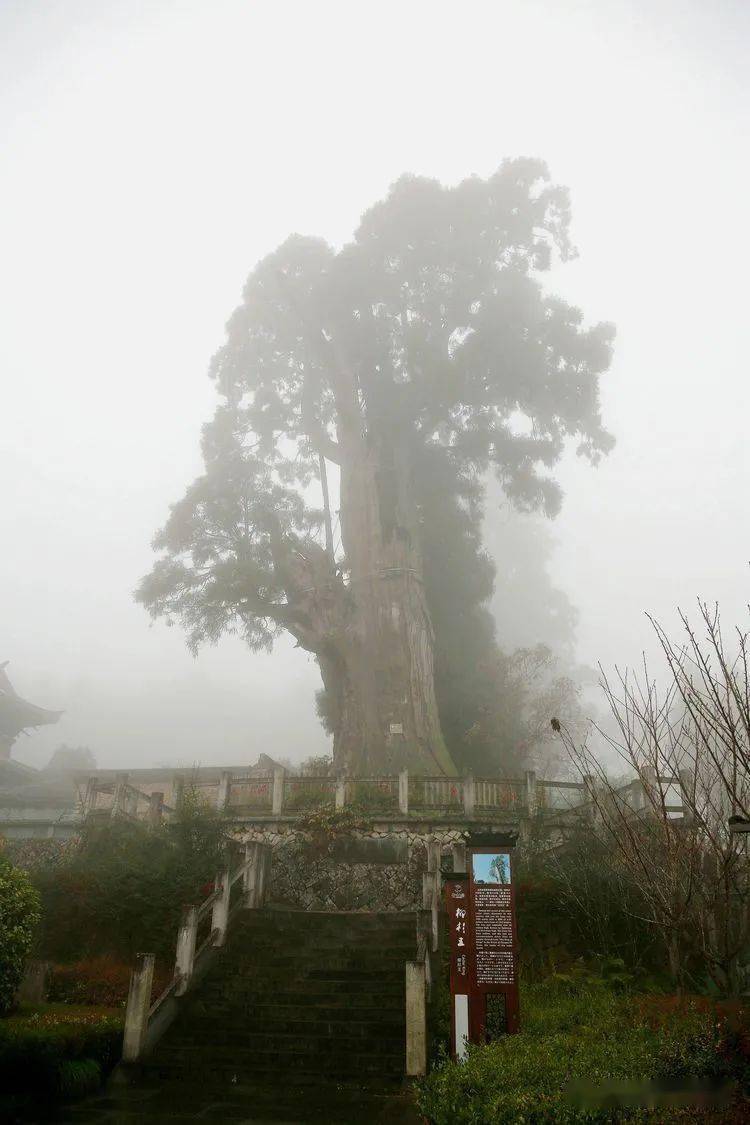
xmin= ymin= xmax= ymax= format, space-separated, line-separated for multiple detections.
xmin=62 ymin=909 xmax=422 ymax=1123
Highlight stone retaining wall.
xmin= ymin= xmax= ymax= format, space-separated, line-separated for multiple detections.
xmin=239 ymin=825 xmax=465 ymax=912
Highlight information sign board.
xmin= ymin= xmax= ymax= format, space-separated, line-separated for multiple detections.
xmin=444 ymin=832 xmax=520 ymax=1058
xmin=468 ymin=843 xmax=520 ymax=1037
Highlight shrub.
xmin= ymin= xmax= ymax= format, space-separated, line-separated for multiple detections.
xmin=0 ymin=1005 xmax=122 ymax=1115
xmin=295 ymin=806 xmax=371 ymax=857
xmin=347 ymin=781 xmax=399 ymax=814
xmin=33 ymin=791 xmax=226 ymax=963
xmin=47 ymin=956 xmax=171 ymax=1007
xmin=283 ymin=785 xmax=334 ymax=812
xmin=416 ymin=975 xmax=735 ymax=1124
xmin=517 ymin=835 xmax=665 ymax=977
xmin=58 ymin=1056 xmax=102 ymax=1098
xmin=4 ymin=837 xmax=79 ymax=874
xmin=0 ymin=856 xmax=41 ymax=1015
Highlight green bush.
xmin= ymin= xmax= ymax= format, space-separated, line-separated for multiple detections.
xmin=33 ymin=790 xmax=226 ymax=963
xmin=57 ymin=1057 xmax=102 ymax=1098
xmin=295 ymin=806 xmax=371 ymax=857
xmin=416 ymin=974 xmax=730 ymax=1124
xmin=516 ymin=834 xmax=665 ymax=978
xmin=47 ymin=955 xmax=171 ymax=1007
xmin=0 ymin=1005 xmax=122 ymax=1116
xmin=0 ymin=856 xmax=41 ymax=1015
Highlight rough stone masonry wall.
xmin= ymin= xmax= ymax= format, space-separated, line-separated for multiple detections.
xmin=240 ymin=825 xmax=466 ymax=912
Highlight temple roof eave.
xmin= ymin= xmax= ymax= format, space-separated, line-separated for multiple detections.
xmin=0 ymin=701 xmax=64 ymax=740
xmin=0 ymin=663 xmax=63 ymax=742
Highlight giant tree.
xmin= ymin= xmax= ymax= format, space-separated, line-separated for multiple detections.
xmin=138 ymin=160 xmax=613 ymax=775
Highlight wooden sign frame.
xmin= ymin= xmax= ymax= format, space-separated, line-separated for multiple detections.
xmin=445 ymin=832 xmax=520 ymax=1059
xmin=467 ymin=841 xmax=520 ymax=1037
xmin=444 ymin=871 xmax=471 ymax=1060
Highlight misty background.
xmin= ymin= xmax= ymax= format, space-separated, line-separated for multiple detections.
xmin=2 ymin=0 xmax=748 ymax=771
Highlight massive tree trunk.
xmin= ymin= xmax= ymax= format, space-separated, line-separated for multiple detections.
xmin=341 ymin=412 xmax=454 ymax=775
xmin=308 ymin=420 xmax=455 ymax=776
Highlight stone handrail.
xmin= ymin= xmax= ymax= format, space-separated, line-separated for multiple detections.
xmin=82 ymin=769 xmax=589 ymax=823
xmin=405 ymin=839 xmax=441 ymax=1077
xmin=83 ymin=768 xmax=689 ymax=832
xmin=83 ymin=775 xmax=175 ymax=826
xmin=122 ymin=842 xmax=271 ymax=1063
xmin=405 ymin=928 xmax=434 ymax=1078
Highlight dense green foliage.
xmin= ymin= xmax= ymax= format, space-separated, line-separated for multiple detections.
xmin=138 ymin=159 xmax=613 ymax=774
xmin=0 ymin=855 xmax=41 ymax=1015
xmin=422 ymin=455 xmax=585 ymax=774
xmin=33 ymin=793 xmax=226 ymax=963
xmin=0 ymin=1005 xmax=122 ymax=1117
xmin=418 ymin=970 xmax=746 ymax=1123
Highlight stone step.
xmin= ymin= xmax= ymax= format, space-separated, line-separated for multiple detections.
xmin=195 ymin=981 xmax=405 ymax=1003
xmin=210 ymin=963 xmax=409 ymax=980
xmin=64 ymin=907 xmax=424 ymax=1121
xmin=211 ymin=966 xmax=408 ymax=983
xmin=211 ymin=1008 xmax=407 ymax=1026
xmin=175 ymin=1013 xmax=405 ymax=1037
xmin=152 ymin=1036 xmax=404 ymax=1062
xmin=226 ymin=940 xmax=416 ymax=958
xmin=233 ymin=922 xmax=416 ymax=939
xmin=239 ymin=908 xmax=417 ymax=922
xmin=162 ymin=1024 xmax=405 ymax=1049
xmin=220 ymin=943 xmax=416 ymax=960
xmin=143 ymin=1054 xmax=405 ymax=1085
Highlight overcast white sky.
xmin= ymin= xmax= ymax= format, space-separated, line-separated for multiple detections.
xmin=2 ymin=0 xmax=748 ymax=770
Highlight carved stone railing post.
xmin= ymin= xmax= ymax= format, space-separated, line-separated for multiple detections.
xmin=463 ymin=775 xmax=475 ymax=818
xmin=421 ymin=872 xmax=433 ymax=910
xmin=583 ymin=773 xmax=601 ymax=823
xmin=423 ymin=840 xmax=441 ymax=952
xmin=111 ymin=773 xmax=129 ymax=819
xmin=175 ymin=905 xmax=198 ymax=995
xmin=678 ymin=767 xmax=694 ymax=824
xmin=82 ymin=776 xmax=98 ymax=818
xmin=217 ymin=770 xmax=231 ymax=813
xmin=452 ymin=841 xmax=467 ymax=873
xmin=525 ymin=770 xmax=538 ymax=816
xmin=427 ymin=839 xmax=441 ymax=875
xmin=399 ymin=770 xmax=409 ymax=815
xmin=147 ymin=791 xmax=164 ymax=829
xmin=335 ymin=776 xmax=346 ymax=811
xmin=242 ymin=841 xmax=258 ymax=906
xmin=122 ymin=953 xmax=154 ymax=1062
xmin=405 ymin=960 xmax=427 ymax=1076
xmin=272 ymin=768 xmax=285 ymax=816
xmin=244 ymin=841 xmax=269 ymax=909
xmin=172 ymin=776 xmax=185 ymax=814
xmin=259 ymin=844 xmax=271 ymax=904
xmin=641 ymin=765 xmax=658 ymax=817
xmin=211 ymin=866 xmax=231 ymax=946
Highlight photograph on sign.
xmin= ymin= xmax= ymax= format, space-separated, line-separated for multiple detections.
xmin=472 ymin=851 xmax=511 ymax=885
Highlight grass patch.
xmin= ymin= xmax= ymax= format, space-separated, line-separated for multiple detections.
xmin=418 ymin=969 xmax=748 ymax=1123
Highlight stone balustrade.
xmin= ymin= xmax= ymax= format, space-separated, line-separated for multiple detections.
xmin=82 ymin=766 xmax=690 ymax=830
xmin=122 ymin=842 xmax=272 ymax=1063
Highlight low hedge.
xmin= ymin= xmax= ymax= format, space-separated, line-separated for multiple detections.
xmin=47 ymin=955 xmax=171 ymax=1007
xmin=417 ymin=971 xmax=747 ymax=1123
xmin=0 ymin=1005 xmax=123 ymax=1118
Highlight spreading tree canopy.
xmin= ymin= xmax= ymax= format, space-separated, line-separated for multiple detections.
xmin=138 ymin=159 xmax=613 ymax=776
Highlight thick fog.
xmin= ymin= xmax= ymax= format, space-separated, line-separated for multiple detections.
xmin=2 ymin=0 xmax=748 ymax=771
